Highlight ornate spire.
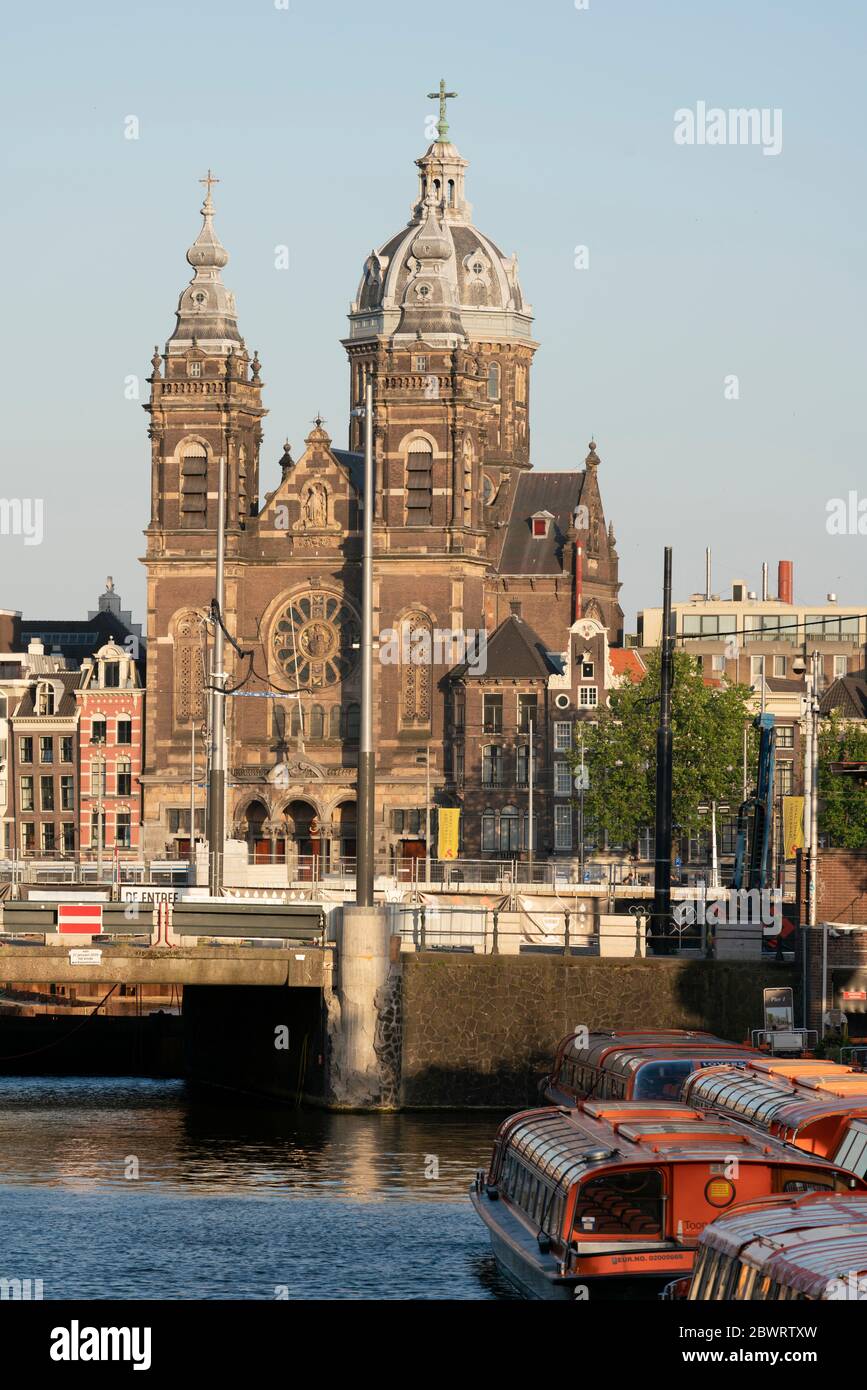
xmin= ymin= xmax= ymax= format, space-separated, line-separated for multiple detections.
xmin=585 ymin=439 xmax=600 ymax=468
xmin=167 ymin=172 xmax=242 ymax=351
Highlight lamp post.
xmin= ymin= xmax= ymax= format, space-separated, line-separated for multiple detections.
xmin=652 ymin=547 xmax=675 ymax=949
xmin=207 ymin=445 xmax=228 ymax=896
xmin=794 ymin=647 xmax=820 ymax=926
xmin=354 ymin=373 xmax=375 ymax=907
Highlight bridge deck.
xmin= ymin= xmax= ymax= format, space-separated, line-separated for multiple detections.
xmin=0 ymin=945 xmax=333 ymax=987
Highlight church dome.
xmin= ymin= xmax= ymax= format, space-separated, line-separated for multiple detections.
xmin=348 ymin=123 xmax=534 ymax=347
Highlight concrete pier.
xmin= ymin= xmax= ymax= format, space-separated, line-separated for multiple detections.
xmin=331 ymin=905 xmax=393 ymax=1108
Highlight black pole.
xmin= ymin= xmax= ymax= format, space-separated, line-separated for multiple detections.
xmin=355 ymin=373 xmax=375 ymax=907
xmin=652 ymin=547 xmax=674 ymax=951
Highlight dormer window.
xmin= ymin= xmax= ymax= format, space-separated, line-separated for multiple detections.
xmin=531 ymin=510 xmax=554 ymax=539
xmin=36 ymin=683 xmax=55 ymax=716
xmin=414 ymin=355 xmax=428 ymax=372
xmin=188 ymin=361 xmax=202 ymax=378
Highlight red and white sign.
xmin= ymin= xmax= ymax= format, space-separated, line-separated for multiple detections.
xmin=842 ymin=990 xmax=867 ymax=1002
xmin=57 ymin=903 xmax=103 ymax=934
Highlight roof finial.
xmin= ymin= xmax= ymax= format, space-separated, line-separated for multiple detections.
xmin=427 ymin=78 xmax=458 ymax=142
xmin=199 ymin=168 xmax=220 ymax=214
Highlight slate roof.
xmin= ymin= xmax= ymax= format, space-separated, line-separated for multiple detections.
xmin=765 ymin=675 xmax=808 ymax=695
xmin=498 ymin=472 xmax=585 ymax=575
xmin=450 ymin=614 xmax=557 ymax=680
xmin=19 ymin=611 xmax=134 ymax=660
xmin=12 ymin=671 xmax=80 ymax=719
xmin=332 ymin=449 xmax=365 ymax=497
xmin=821 ymin=672 xmax=867 ymax=719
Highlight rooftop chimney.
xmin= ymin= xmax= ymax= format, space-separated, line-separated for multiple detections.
xmin=778 ymin=560 xmax=793 ymax=605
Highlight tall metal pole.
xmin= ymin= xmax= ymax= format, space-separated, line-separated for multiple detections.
xmin=190 ymin=723 xmax=196 ymax=858
xmin=711 ymin=800 xmax=719 ymax=890
xmin=208 ymin=449 xmax=227 ymax=895
xmin=579 ymin=729 xmax=585 ymax=881
xmin=528 ymin=716 xmax=534 ymax=876
xmin=803 ymin=652 xmax=814 ymax=925
xmin=424 ymin=745 xmax=431 ymax=884
xmin=808 ymin=652 xmax=820 ymax=926
xmin=652 ymin=547 xmax=674 ymax=948
xmin=356 ymin=373 xmax=375 ymax=907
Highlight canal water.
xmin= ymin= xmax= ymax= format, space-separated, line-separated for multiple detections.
xmin=0 ymin=1078 xmax=517 ymax=1300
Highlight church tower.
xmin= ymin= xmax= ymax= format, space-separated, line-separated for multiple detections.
xmin=141 ymin=175 xmax=266 ymax=857
xmin=144 ymin=173 xmax=266 ymax=545
xmin=343 ymin=86 xmax=537 ymax=551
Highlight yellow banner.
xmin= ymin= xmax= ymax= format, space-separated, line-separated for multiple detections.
xmin=438 ymin=807 xmax=460 ymax=861
xmin=783 ymin=796 xmax=805 ymax=860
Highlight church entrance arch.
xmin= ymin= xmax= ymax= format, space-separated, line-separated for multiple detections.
xmin=332 ymin=800 xmax=357 ymax=866
xmin=239 ymin=799 xmax=270 ymax=864
xmin=279 ymin=799 xmax=321 ymax=878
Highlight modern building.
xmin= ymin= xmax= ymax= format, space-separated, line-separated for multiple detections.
xmin=140 ymin=105 xmax=624 ymax=865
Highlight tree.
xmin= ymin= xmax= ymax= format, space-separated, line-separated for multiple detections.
xmin=571 ymin=648 xmax=754 ymax=853
xmin=819 ymin=711 xmax=867 ymax=849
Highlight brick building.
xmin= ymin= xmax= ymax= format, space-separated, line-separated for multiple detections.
xmin=450 ymin=614 xmax=643 ymax=859
xmin=8 ymin=661 xmax=80 ymax=857
xmin=76 ymin=641 xmax=144 ymax=858
xmin=140 ymin=107 xmax=623 ymax=864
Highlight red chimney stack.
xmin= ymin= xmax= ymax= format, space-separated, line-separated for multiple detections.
xmin=778 ymin=560 xmax=793 ymax=605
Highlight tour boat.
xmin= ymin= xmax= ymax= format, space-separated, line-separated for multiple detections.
xmin=666 ymin=1191 xmax=867 ymax=1301
xmin=542 ymin=1029 xmax=761 ymax=1105
xmin=470 ymin=1100 xmax=862 ymax=1300
xmin=682 ymin=1062 xmax=867 ymax=1179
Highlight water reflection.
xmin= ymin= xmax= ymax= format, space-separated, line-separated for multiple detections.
xmin=0 ymin=1078 xmax=513 ymax=1299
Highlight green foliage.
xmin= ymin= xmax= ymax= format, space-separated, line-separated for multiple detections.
xmin=819 ymin=711 xmax=867 ymax=849
xmin=570 ymin=648 xmax=754 ymax=851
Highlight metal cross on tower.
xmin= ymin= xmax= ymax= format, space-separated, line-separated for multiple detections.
xmin=199 ymin=169 xmax=220 ymax=201
xmin=427 ymin=79 xmax=458 ymax=141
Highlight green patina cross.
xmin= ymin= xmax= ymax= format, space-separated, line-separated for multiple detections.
xmin=427 ymin=79 xmax=458 ymax=141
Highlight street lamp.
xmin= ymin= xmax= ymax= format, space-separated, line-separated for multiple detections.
xmin=793 ymin=646 xmax=820 ymax=925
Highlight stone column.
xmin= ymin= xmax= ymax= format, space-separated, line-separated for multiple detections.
xmin=331 ymin=904 xmax=393 ymax=1108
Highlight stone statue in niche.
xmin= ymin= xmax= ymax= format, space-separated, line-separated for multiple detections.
xmin=303 ymin=483 xmax=327 ymax=529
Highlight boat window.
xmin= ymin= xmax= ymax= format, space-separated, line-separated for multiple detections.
xmin=688 ymin=1247 xmax=712 ymax=1300
xmin=834 ymin=1122 xmax=867 ymax=1179
xmin=734 ymin=1264 xmax=758 ymax=1300
xmin=711 ymin=1254 xmax=739 ymax=1300
xmin=573 ymin=1169 xmax=663 ymax=1238
xmin=777 ymin=1169 xmax=835 ymax=1194
xmin=634 ymin=1059 xmax=695 ymax=1099
xmin=696 ymin=1249 xmax=722 ymax=1299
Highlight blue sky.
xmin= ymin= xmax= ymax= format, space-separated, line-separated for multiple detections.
xmin=1 ymin=0 xmax=865 ymax=628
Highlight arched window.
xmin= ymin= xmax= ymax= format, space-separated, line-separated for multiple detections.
xmin=309 ymin=704 xmax=324 ymax=739
xmin=173 ymin=611 xmax=207 ymax=726
xmin=405 ymin=439 xmax=433 ymax=525
xmin=500 ymin=806 xmax=520 ymax=853
xmin=481 ymin=810 xmax=497 ymax=852
xmin=344 ymin=703 xmax=360 ymax=741
xmin=401 ymin=613 xmax=432 ymax=727
xmin=180 ymin=442 xmax=208 ymax=528
xmin=487 ymin=363 xmax=500 ymax=400
xmin=482 ymin=745 xmax=503 ymax=787
xmin=36 ymin=683 xmax=55 ymax=716
xmin=289 ymin=701 xmax=302 ymax=736
xmin=329 ymin=706 xmax=341 ymax=739
xmin=447 ymin=179 xmax=455 ymax=207
xmin=433 ymin=178 xmax=441 ymax=200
